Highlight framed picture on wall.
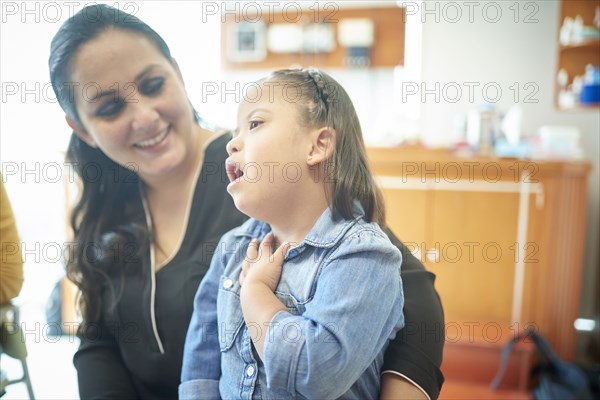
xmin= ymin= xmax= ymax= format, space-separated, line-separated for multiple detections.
xmin=227 ymin=21 xmax=267 ymax=62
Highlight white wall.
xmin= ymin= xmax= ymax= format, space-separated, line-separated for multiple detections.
xmin=418 ymin=0 xmax=599 ymax=358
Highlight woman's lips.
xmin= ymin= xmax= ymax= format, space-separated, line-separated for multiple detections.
xmin=134 ymin=126 xmax=170 ymax=149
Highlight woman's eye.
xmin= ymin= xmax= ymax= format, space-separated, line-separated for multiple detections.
xmin=249 ymin=120 xmax=262 ymax=130
xmin=96 ymin=99 xmax=125 ymax=118
xmin=139 ymin=77 xmax=165 ymax=96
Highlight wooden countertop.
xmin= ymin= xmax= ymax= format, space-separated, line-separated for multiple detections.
xmin=366 ymin=147 xmax=593 ymax=179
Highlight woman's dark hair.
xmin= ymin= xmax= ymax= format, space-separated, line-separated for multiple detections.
xmin=49 ymin=4 xmax=195 ymax=324
xmin=263 ymin=68 xmax=386 ymax=226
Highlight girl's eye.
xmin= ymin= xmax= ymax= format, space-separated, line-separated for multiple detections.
xmin=95 ymin=98 xmax=125 ymax=118
xmin=249 ymin=120 xmax=262 ymax=130
xmin=139 ymin=77 xmax=165 ymax=96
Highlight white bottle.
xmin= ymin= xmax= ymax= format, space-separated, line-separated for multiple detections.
xmin=572 ymin=15 xmax=584 ymax=43
xmin=560 ymin=17 xmax=573 ymax=45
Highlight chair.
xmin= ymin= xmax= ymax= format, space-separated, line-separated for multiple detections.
xmin=0 ymin=304 xmax=35 ymax=399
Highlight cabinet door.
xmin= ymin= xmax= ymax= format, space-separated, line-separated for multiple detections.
xmin=381 ymin=188 xmax=428 ymax=254
xmin=426 ymin=190 xmax=520 ymax=324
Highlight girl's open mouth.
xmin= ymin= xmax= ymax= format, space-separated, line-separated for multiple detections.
xmin=225 ymin=159 xmax=244 ymax=183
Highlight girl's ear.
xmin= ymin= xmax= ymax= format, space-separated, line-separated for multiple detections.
xmin=307 ymin=127 xmax=336 ymax=166
xmin=66 ymin=115 xmax=97 ymax=148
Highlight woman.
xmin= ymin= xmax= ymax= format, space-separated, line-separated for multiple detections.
xmin=49 ymin=4 xmax=444 ymax=399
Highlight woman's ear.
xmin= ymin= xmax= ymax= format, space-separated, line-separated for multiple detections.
xmin=66 ymin=115 xmax=97 ymax=148
xmin=307 ymin=127 xmax=336 ymax=166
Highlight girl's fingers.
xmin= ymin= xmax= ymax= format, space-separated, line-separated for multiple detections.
xmin=260 ymin=232 xmax=275 ymax=257
xmin=242 ymin=239 xmax=259 ymax=285
xmin=245 ymin=233 xmax=290 ymax=267
xmin=273 ymin=241 xmax=291 ymax=263
xmin=240 ymin=234 xmax=290 ymax=288
xmin=246 ymin=238 xmax=259 ymax=263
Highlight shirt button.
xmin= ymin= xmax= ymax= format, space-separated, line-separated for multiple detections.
xmin=223 ymin=279 xmax=233 ymax=289
xmin=246 ymin=366 xmax=255 ymax=377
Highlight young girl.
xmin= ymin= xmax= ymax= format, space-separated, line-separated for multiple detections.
xmin=180 ymin=68 xmax=404 ymax=399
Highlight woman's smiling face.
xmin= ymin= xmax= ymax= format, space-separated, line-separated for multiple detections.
xmin=68 ymin=28 xmax=198 ymax=181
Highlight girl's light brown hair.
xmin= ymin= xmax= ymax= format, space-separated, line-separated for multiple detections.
xmin=264 ymin=68 xmax=386 ymax=227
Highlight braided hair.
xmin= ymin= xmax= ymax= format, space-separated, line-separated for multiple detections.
xmin=262 ymin=68 xmax=386 ymax=226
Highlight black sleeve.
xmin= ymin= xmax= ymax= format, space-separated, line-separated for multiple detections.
xmin=74 ymin=321 xmax=140 ymax=400
xmin=382 ymin=227 xmax=445 ymax=399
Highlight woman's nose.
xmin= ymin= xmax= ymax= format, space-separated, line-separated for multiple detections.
xmin=130 ymin=101 xmax=160 ymax=133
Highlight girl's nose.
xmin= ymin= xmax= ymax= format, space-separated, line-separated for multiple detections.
xmin=226 ymin=135 xmax=241 ymax=155
xmin=130 ymin=101 xmax=160 ymax=133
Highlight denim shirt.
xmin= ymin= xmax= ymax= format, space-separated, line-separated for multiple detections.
xmin=180 ymin=202 xmax=404 ymax=399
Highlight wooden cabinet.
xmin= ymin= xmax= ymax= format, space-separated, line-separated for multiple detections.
xmin=367 ymin=147 xmax=591 ymax=360
xmin=556 ymin=0 xmax=600 ymax=110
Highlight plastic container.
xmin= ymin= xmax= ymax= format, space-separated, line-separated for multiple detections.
xmin=580 ymin=84 xmax=600 ymax=104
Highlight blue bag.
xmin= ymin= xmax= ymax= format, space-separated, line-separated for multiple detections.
xmin=491 ymin=328 xmax=594 ymax=400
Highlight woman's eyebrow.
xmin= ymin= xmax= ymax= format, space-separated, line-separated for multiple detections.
xmin=87 ymin=65 xmax=162 ymax=102
xmin=88 ymin=89 xmax=117 ymax=102
xmin=135 ymin=64 xmax=161 ymax=81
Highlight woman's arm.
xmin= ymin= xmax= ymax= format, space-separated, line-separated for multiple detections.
xmin=74 ymin=322 xmax=138 ymax=399
xmin=381 ymin=228 xmax=445 ymax=400
xmin=381 ymin=374 xmax=430 ymax=400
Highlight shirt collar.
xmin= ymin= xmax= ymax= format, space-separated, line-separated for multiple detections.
xmin=233 ymin=200 xmax=365 ymax=250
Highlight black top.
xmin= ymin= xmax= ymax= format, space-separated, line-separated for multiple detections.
xmin=383 ymin=229 xmax=445 ymax=399
xmin=74 ymin=132 xmax=444 ymax=399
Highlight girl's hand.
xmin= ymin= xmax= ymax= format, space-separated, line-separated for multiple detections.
xmin=239 ymin=233 xmax=290 ymax=291
xmin=239 ymin=233 xmax=291 ymax=360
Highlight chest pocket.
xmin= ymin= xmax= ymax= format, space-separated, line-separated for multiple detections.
xmin=217 ymin=275 xmax=244 ymax=352
xmin=274 ymin=291 xmax=302 ymax=315
xmin=273 ymin=255 xmax=322 ymax=315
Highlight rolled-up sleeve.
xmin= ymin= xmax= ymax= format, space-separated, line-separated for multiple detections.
xmin=178 ymin=379 xmax=219 ymax=400
xmin=263 ymin=231 xmax=404 ymax=399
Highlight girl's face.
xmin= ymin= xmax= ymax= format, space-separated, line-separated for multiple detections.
xmin=226 ymin=82 xmax=316 ymax=221
xmin=68 ymin=29 xmax=199 ymax=182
